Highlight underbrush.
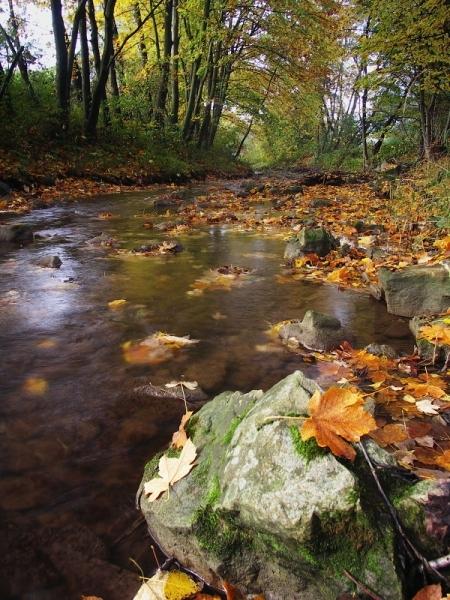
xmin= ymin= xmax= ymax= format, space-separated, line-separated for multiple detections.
xmin=391 ymin=158 xmax=450 ymax=230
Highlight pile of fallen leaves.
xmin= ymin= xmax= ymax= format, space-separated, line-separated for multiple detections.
xmin=298 ymin=343 xmax=450 ymax=478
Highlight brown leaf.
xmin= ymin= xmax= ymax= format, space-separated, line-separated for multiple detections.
xmin=369 ymin=423 xmax=409 ymax=447
xmin=171 ymin=411 xmax=193 ymax=448
xmin=301 ymin=387 xmax=377 ymax=461
xmin=412 ymin=584 xmax=442 ymax=600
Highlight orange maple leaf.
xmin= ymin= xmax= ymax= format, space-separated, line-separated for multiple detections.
xmin=301 ymin=387 xmax=377 ymax=461
xmin=436 ymin=449 xmax=450 ymax=471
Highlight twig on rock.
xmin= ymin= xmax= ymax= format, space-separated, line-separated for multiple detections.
xmin=343 ymin=569 xmax=385 ymax=600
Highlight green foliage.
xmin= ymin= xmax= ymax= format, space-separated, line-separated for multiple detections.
xmin=289 ymin=426 xmax=327 ymax=463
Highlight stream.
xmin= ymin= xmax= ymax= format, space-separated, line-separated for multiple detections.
xmin=0 ymin=180 xmax=413 ymax=599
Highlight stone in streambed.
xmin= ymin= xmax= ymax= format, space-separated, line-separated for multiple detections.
xmin=379 ymin=264 xmax=450 ymax=317
xmin=35 ymin=255 xmax=62 ymax=269
xmin=279 ymin=310 xmax=349 ymax=352
xmin=284 ymin=227 xmax=337 ymax=261
xmin=0 ymin=223 xmax=34 ymax=244
xmin=138 ymin=371 xmax=403 ymax=600
xmin=365 ymin=343 xmax=398 ymax=359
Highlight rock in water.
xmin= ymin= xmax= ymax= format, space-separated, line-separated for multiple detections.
xmin=0 ymin=224 xmax=34 ymax=244
xmin=278 ymin=310 xmax=348 ymax=351
xmin=284 ymin=227 xmax=337 ymax=261
xmin=378 ymin=265 xmax=450 ymax=317
xmin=35 ymin=255 xmax=62 ymax=269
xmin=138 ymin=371 xmax=403 ymax=600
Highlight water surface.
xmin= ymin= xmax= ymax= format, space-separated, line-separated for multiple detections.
xmin=0 ymin=182 xmax=412 ymax=599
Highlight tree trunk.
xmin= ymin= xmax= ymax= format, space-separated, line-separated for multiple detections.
xmin=85 ymin=0 xmax=117 ymax=138
xmin=50 ymin=0 xmax=69 ymax=130
xmin=154 ymin=0 xmax=173 ymax=126
xmin=170 ymin=0 xmax=179 ymax=124
xmin=7 ymin=0 xmax=37 ymax=102
xmin=133 ymin=3 xmax=148 ymax=66
xmin=0 ymin=46 xmax=23 ymax=101
xmin=87 ymin=0 xmax=111 ymax=127
xmin=79 ymin=5 xmax=91 ymax=129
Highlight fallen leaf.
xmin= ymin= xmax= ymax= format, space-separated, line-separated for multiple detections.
xmin=301 ymin=387 xmax=376 ymax=461
xmin=166 ymin=381 xmax=198 ymax=390
xmin=144 ymin=439 xmax=197 ymax=501
xmin=369 ymin=423 xmax=408 ymax=447
xmin=23 ymin=377 xmax=49 ymax=396
xmin=171 ymin=411 xmax=193 ymax=448
xmin=133 ymin=570 xmax=201 ymax=600
xmin=419 ymin=323 xmax=450 ymax=347
xmin=108 ymin=299 xmax=127 ymax=309
xmin=416 ymin=399 xmax=440 ymax=415
xmin=154 ymin=333 xmax=200 ymax=348
xmin=436 ymin=450 xmax=450 ymax=471
xmin=412 ymin=584 xmax=442 ymax=600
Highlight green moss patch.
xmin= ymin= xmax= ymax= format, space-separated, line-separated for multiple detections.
xmin=289 ymin=425 xmax=327 ymax=462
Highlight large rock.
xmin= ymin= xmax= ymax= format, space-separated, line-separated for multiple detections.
xmin=284 ymin=227 xmax=337 ymax=261
xmin=35 ymin=255 xmax=62 ymax=269
xmin=0 ymin=223 xmax=34 ymax=244
xmin=278 ymin=310 xmax=349 ymax=351
xmin=409 ymin=316 xmax=450 ymax=365
xmin=379 ymin=265 xmax=450 ymax=317
xmin=138 ymin=371 xmax=403 ymax=600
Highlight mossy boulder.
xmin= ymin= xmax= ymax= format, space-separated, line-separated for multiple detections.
xmin=138 ymin=371 xmax=403 ymax=600
xmin=284 ymin=227 xmax=337 ymax=261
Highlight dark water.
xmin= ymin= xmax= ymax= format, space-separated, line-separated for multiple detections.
xmin=0 ymin=182 xmax=412 ymax=599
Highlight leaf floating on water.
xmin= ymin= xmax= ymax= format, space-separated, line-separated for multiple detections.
xmin=23 ymin=377 xmax=49 ymax=396
xmin=133 ymin=570 xmax=201 ymax=600
xmin=36 ymin=338 xmax=57 ymax=349
xmin=97 ymin=211 xmax=114 ymax=220
xmin=144 ymin=439 xmax=197 ymax=502
xmin=108 ymin=299 xmax=127 ymax=309
xmin=188 ymin=266 xmax=253 ymax=296
xmin=154 ymin=333 xmax=199 ymax=348
xmin=122 ymin=334 xmax=199 ymax=365
xmin=301 ymin=387 xmax=377 ymax=461
xmin=122 ymin=338 xmax=173 ymax=365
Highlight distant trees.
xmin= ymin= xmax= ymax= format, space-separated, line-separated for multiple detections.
xmin=0 ymin=0 xmax=448 ymax=163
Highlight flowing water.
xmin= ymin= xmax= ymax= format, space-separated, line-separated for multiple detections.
xmin=0 ymin=181 xmax=412 ymax=599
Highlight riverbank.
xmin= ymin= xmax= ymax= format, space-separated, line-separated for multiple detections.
xmin=0 ymin=140 xmax=251 ymax=213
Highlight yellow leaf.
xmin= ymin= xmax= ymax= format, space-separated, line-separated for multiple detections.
xmin=165 ymin=571 xmax=201 ymax=600
xmin=108 ymin=299 xmax=127 ymax=308
xmin=326 ymin=267 xmax=352 ymax=283
xmin=434 ymin=236 xmax=450 ymax=251
xmin=420 ymin=323 xmax=450 ymax=346
xmin=301 ymin=387 xmax=376 ymax=461
xmin=23 ymin=377 xmax=48 ymax=396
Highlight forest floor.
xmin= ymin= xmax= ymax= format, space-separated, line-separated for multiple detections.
xmin=0 ymin=140 xmax=250 ymax=213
